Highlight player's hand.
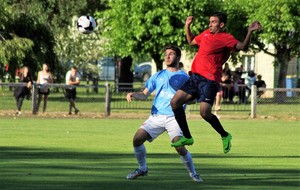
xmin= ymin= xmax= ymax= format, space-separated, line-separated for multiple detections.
xmin=249 ymin=21 xmax=262 ymax=32
xmin=127 ymin=92 xmax=134 ymax=102
xmin=186 ymin=16 xmax=194 ymax=26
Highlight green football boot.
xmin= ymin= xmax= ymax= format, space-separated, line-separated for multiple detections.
xmin=222 ymin=133 xmax=232 ymax=154
xmin=171 ymin=137 xmax=194 ymax=147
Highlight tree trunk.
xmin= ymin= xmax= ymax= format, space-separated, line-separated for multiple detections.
xmin=151 ymin=53 xmax=163 ymax=71
xmin=118 ymin=56 xmax=133 ymax=92
xmin=274 ymin=44 xmax=292 ymax=103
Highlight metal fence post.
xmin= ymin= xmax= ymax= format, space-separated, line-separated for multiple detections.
xmin=32 ymin=83 xmax=38 ymax=114
xmin=105 ymin=82 xmax=111 ymax=117
xmin=251 ymin=85 xmax=257 ymax=118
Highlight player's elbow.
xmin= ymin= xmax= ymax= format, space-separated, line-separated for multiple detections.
xmin=188 ymin=40 xmax=197 ymax=46
xmin=236 ymin=42 xmax=249 ymax=51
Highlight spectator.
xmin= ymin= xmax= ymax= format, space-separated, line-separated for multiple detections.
xmin=254 ymin=74 xmax=266 ymax=97
xmin=36 ymin=63 xmax=53 ymax=114
xmin=214 ymin=89 xmax=222 ymax=117
xmin=13 ymin=66 xmax=33 ymax=116
xmin=65 ymin=66 xmax=80 ymax=115
xmin=221 ymin=63 xmax=234 ymax=103
xmin=233 ymin=74 xmax=246 ymax=104
xmin=235 ymin=64 xmax=244 ymax=79
xmin=214 ymin=65 xmax=233 ymax=117
xmin=245 ymin=70 xmax=256 ymax=100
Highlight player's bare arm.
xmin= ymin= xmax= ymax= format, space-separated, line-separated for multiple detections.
xmin=236 ymin=21 xmax=262 ymax=51
xmin=37 ymin=71 xmax=41 ymax=84
xmin=68 ymin=79 xmax=80 ymax=85
xmin=127 ymin=88 xmax=150 ymax=102
xmin=48 ymin=73 xmax=53 ymax=83
xmin=185 ymin=16 xmax=197 ymax=45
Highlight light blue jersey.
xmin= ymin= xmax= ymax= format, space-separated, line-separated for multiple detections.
xmin=145 ymin=69 xmax=189 ymax=116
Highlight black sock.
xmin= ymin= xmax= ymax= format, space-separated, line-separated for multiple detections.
xmin=173 ymin=107 xmax=192 ymax=138
xmin=204 ymin=114 xmax=228 ymax=137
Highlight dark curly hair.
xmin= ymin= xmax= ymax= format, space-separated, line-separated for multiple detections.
xmin=164 ymin=45 xmax=181 ymax=58
xmin=210 ymin=12 xmax=227 ymax=24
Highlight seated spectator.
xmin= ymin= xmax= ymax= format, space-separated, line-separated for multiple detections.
xmin=254 ymin=74 xmax=266 ymax=97
xmin=221 ymin=63 xmax=234 ymax=103
xmin=214 ymin=63 xmax=233 ymax=117
xmin=233 ymin=74 xmax=246 ymax=104
xmin=245 ymin=70 xmax=256 ymax=100
xmin=235 ymin=64 xmax=244 ymax=79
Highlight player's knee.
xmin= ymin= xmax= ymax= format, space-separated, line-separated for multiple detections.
xmin=132 ymin=132 xmax=147 ymax=147
xmin=200 ymin=111 xmax=211 ymax=121
xmin=133 ymin=136 xmax=144 ymax=147
xmin=170 ymin=99 xmax=178 ymax=109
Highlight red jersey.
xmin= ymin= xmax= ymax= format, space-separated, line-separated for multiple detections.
xmin=191 ymin=29 xmax=238 ymax=83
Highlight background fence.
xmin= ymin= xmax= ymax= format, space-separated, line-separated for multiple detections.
xmin=0 ymin=82 xmax=299 ymax=119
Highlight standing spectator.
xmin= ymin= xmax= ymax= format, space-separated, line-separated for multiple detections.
xmin=170 ymin=12 xmax=261 ymax=154
xmin=14 ymin=66 xmax=33 ymax=116
xmin=65 ymin=66 xmax=80 ymax=115
xmin=254 ymin=74 xmax=266 ymax=97
xmin=36 ymin=63 xmax=53 ymax=114
xmin=126 ymin=45 xmax=202 ymax=182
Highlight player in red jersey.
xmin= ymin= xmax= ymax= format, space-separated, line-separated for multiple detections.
xmin=171 ymin=12 xmax=261 ymax=153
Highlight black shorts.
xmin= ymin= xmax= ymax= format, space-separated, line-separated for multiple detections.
xmin=180 ymin=73 xmax=219 ymax=105
xmin=38 ymin=88 xmax=50 ymax=95
xmin=65 ymin=88 xmax=76 ymax=100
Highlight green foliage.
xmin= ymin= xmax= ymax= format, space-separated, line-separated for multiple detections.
xmin=228 ymin=0 xmax=300 ymax=57
xmin=1 ymin=0 xmax=108 ymax=81
xmin=99 ymin=0 xmax=222 ymax=69
xmin=224 ymin=0 xmax=300 ymax=88
xmin=55 ymin=19 xmax=103 ymax=78
xmin=0 ymin=1 xmax=10 ymax=30
xmin=0 ymin=35 xmax=33 ymax=67
xmin=1 ymin=0 xmax=299 ymax=86
xmin=0 ymin=1 xmax=34 ymax=76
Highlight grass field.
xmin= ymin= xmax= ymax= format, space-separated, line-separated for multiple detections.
xmin=0 ymin=117 xmax=299 ymax=190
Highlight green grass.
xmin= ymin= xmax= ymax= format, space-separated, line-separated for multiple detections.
xmin=0 ymin=117 xmax=299 ymax=190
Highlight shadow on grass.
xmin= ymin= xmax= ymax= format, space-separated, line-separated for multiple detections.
xmin=0 ymin=146 xmax=299 ymax=190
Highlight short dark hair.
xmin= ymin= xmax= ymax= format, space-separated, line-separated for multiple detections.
xmin=164 ymin=45 xmax=181 ymax=58
xmin=210 ymin=12 xmax=227 ymax=24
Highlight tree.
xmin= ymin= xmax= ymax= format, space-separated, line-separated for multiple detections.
xmin=99 ymin=0 xmax=299 ymax=92
xmin=224 ymin=0 xmax=300 ymax=89
xmin=99 ymin=0 xmax=223 ymax=70
xmin=46 ymin=0 xmax=109 ymax=81
xmin=0 ymin=1 xmax=33 ymax=80
xmin=55 ymin=17 xmax=104 ymax=80
xmin=1 ymin=0 xmax=109 ymax=82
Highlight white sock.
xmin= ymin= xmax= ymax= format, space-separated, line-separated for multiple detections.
xmin=180 ymin=151 xmax=197 ymax=176
xmin=134 ymin=144 xmax=147 ymax=171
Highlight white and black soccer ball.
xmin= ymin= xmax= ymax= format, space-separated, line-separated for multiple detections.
xmin=77 ymin=16 xmax=96 ymax=34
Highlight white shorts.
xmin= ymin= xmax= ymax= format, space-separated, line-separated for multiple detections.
xmin=140 ymin=115 xmax=183 ymax=142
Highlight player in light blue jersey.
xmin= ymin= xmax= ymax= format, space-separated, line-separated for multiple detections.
xmin=126 ymin=45 xmax=202 ymax=182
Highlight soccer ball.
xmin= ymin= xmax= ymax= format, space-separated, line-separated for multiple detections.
xmin=77 ymin=16 xmax=96 ymax=34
